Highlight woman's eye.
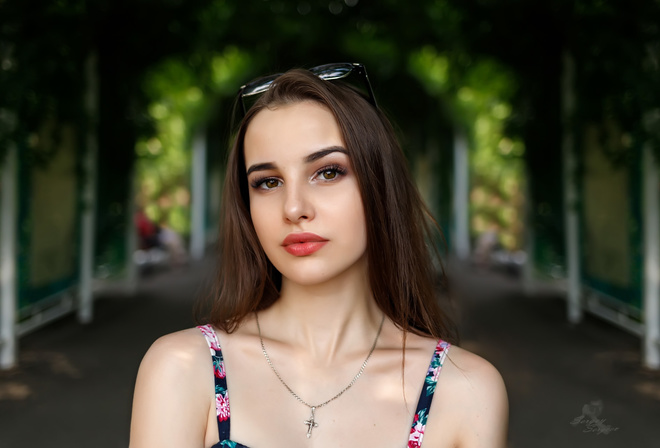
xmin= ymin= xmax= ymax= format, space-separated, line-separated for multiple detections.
xmin=264 ymin=179 xmax=280 ymax=189
xmin=320 ymin=169 xmax=337 ymax=180
xmin=251 ymin=177 xmax=282 ymax=190
xmin=315 ymin=165 xmax=346 ymax=181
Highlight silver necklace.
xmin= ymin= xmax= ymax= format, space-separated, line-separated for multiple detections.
xmin=255 ymin=313 xmax=385 ymax=439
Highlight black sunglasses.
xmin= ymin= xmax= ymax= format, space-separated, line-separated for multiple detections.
xmin=237 ymin=62 xmax=378 ymax=117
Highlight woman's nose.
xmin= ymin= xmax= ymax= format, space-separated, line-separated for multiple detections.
xmin=283 ymin=184 xmax=314 ymax=223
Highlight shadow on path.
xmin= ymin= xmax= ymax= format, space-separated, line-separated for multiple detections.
xmin=1 ymin=260 xmax=658 ymax=447
xmin=451 ymin=266 xmax=660 ymax=448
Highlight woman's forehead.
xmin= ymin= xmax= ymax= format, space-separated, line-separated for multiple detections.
xmin=243 ymin=101 xmax=346 ymax=165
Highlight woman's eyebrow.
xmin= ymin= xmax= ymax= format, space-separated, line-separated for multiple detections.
xmin=246 ymin=146 xmax=348 ymax=176
xmin=246 ymin=162 xmax=276 ymax=176
xmin=304 ymin=146 xmax=348 ymax=163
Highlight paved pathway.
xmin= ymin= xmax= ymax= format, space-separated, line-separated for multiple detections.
xmin=0 ymin=260 xmax=658 ymax=447
xmin=452 ymin=266 xmax=660 ymax=448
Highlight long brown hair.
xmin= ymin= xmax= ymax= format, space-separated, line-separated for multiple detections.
xmin=208 ymin=69 xmax=458 ymax=344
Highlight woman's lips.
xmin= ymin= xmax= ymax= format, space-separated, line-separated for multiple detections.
xmin=282 ymin=232 xmax=328 ymax=256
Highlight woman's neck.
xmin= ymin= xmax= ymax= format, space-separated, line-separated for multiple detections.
xmin=261 ymin=267 xmax=382 ymax=364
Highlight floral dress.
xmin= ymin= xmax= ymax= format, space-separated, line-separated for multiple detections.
xmin=197 ymin=324 xmax=451 ymax=448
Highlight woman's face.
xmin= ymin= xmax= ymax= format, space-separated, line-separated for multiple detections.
xmin=243 ymin=101 xmax=368 ymax=287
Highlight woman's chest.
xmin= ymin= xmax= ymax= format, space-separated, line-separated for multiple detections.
xmin=216 ymin=355 xmax=460 ymax=448
xmin=206 ymin=328 xmax=459 ymax=448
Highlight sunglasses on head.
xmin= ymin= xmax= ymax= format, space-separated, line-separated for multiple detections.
xmin=237 ymin=62 xmax=378 ymax=117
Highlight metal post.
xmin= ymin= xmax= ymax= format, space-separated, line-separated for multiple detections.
xmin=78 ymin=53 xmax=98 ymax=324
xmin=125 ymin=167 xmax=138 ymax=293
xmin=452 ymin=128 xmax=470 ymax=260
xmin=522 ymin=164 xmax=535 ymax=294
xmin=643 ymin=143 xmax=660 ymax=369
xmin=1 ymin=143 xmax=18 ymax=369
xmin=207 ymin=166 xmax=222 ymax=243
xmin=190 ymin=129 xmax=207 ymax=261
xmin=425 ymin=136 xmax=440 ymax=219
xmin=562 ymin=51 xmax=582 ymax=324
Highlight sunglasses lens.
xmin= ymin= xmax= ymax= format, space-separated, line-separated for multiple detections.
xmin=241 ymin=74 xmax=280 ymax=98
xmin=238 ymin=63 xmax=376 ymax=117
xmin=310 ymin=63 xmax=355 ymax=80
xmin=239 ymin=73 xmax=282 ymax=115
xmin=313 ymin=63 xmax=376 ymax=108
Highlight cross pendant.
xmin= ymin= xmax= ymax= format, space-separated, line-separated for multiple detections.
xmin=304 ymin=406 xmax=319 ymax=438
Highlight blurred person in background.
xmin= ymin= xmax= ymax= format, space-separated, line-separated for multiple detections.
xmin=134 ymin=207 xmax=160 ymax=250
xmin=130 ymin=64 xmax=508 ymax=448
xmin=157 ymin=219 xmax=188 ymax=267
xmin=473 ymin=226 xmax=500 ymax=269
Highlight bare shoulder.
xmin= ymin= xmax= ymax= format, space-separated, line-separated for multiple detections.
xmin=129 ymin=327 xmax=215 ymax=448
xmin=443 ymin=344 xmax=507 ymax=395
xmin=436 ymin=344 xmax=509 ymax=448
xmin=140 ymin=327 xmax=211 ymax=368
xmin=134 ymin=327 xmax=214 ymax=404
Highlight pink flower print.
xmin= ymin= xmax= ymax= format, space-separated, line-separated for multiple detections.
xmin=198 ymin=325 xmax=221 ymax=352
xmin=213 ymin=358 xmax=226 ymax=379
xmin=408 ymin=414 xmax=424 ymax=448
xmin=434 ymin=343 xmax=449 ymax=360
xmin=216 ymin=393 xmax=230 ymax=422
xmin=408 ymin=428 xmax=423 ymax=448
xmin=428 ymin=342 xmax=449 ymax=381
xmin=427 ymin=364 xmax=441 ymax=379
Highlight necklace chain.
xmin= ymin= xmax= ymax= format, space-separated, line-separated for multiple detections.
xmin=256 ymin=313 xmax=385 ymax=410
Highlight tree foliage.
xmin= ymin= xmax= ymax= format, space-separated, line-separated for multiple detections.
xmin=1 ymin=0 xmax=658 ymax=259
xmin=3 ymin=0 xmax=658 ymax=160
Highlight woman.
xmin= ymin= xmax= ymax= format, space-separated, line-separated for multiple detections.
xmin=130 ymin=63 xmax=508 ymax=448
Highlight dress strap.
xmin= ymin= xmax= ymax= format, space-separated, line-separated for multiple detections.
xmin=407 ymin=339 xmax=451 ymax=448
xmin=197 ymin=325 xmax=231 ymax=442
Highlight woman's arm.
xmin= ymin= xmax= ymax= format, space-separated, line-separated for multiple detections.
xmin=129 ymin=330 xmax=214 ymax=448
xmin=455 ymin=355 xmax=509 ymax=448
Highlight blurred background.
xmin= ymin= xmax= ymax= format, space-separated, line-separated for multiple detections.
xmin=1 ymin=0 xmax=659 ymax=447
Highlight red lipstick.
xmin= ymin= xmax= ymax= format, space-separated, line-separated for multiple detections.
xmin=282 ymin=232 xmax=328 ymax=256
